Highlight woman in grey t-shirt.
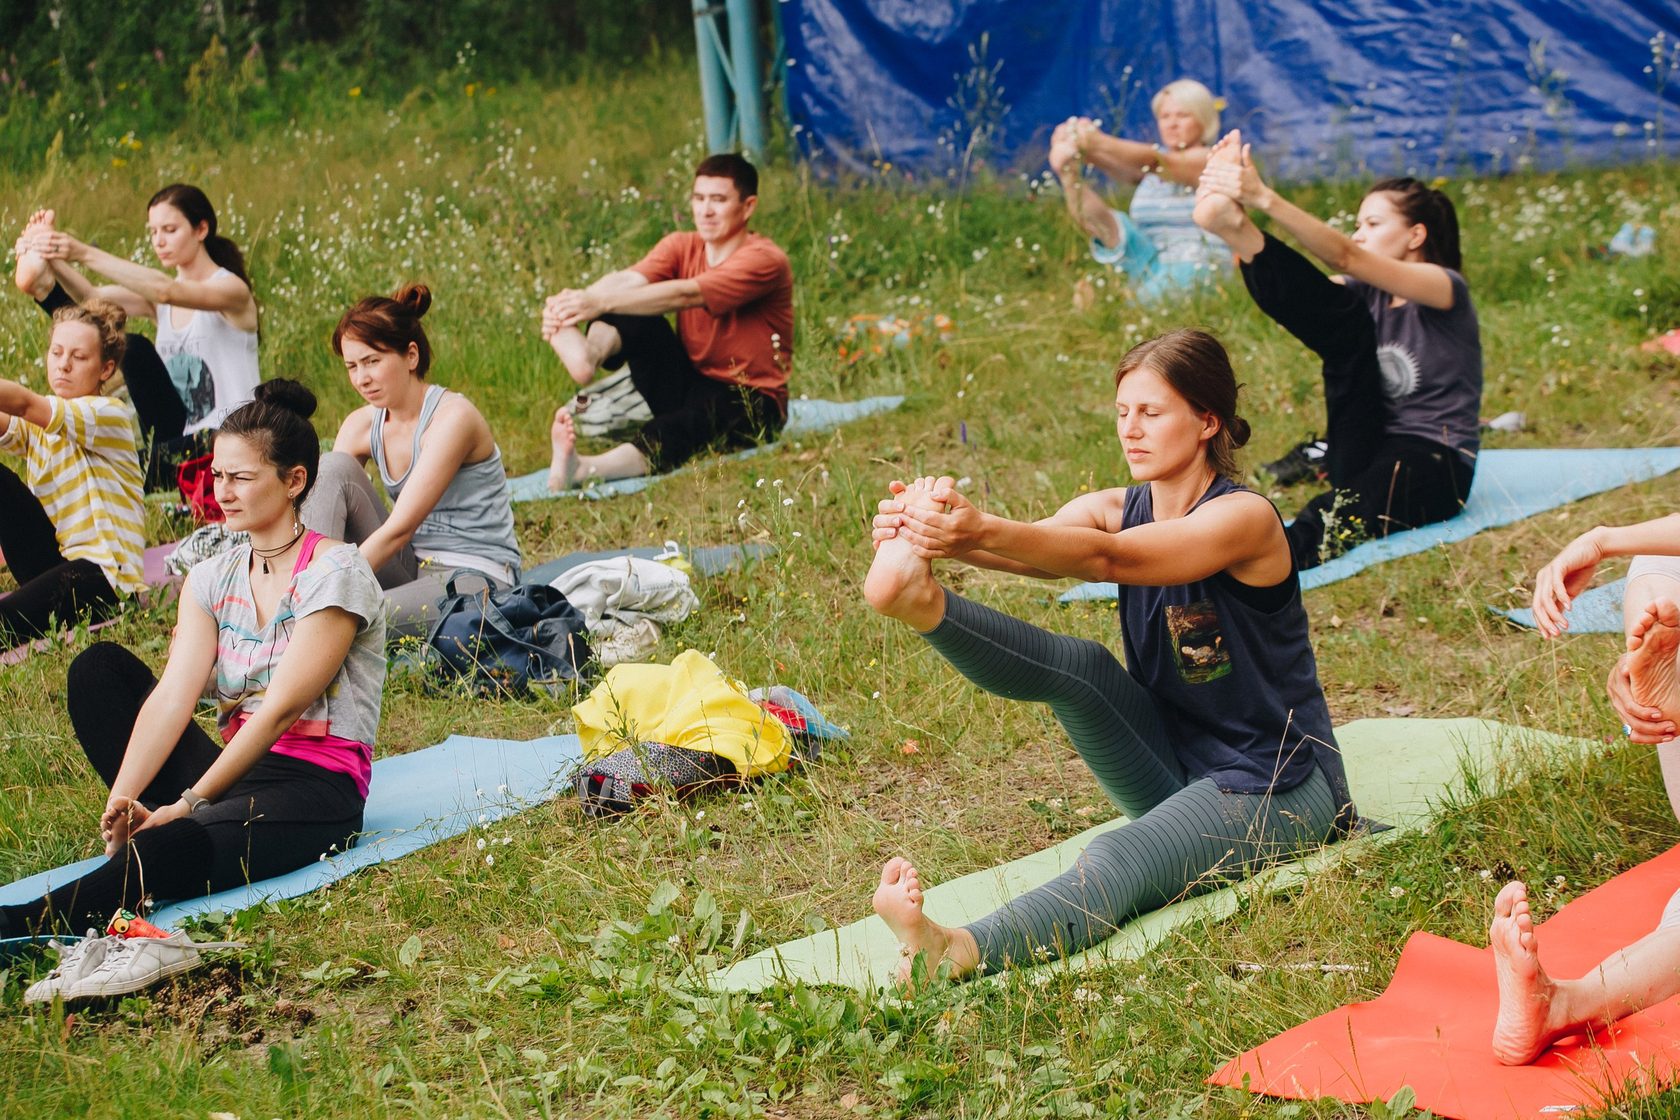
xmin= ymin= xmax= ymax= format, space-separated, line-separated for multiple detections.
xmin=1193 ymin=131 xmax=1483 ymax=570
xmin=0 ymin=380 xmax=387 ymax=942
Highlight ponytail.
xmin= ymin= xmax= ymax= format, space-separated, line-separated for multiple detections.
xmin=1367 ymin=177 xmax=1463 ymax=274
xmin=147 ymin=183 xmax=252 ymax=288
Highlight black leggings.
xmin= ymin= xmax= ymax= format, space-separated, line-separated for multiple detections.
xmin=598 ymin=312 xmax=784 ymax=472
xmin=1241 ymin=234 xmax=1474 ymax=569
xmin=0 ymin=463 xmax=119 ymax=644
xmin=0 ymin=642 xmax=364 ymax=936
xmin=38 ymin=284 xmax=205 ymax=489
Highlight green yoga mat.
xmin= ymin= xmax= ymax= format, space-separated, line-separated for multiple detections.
xmin=708 ymin=718 xmax=1591 ymax=993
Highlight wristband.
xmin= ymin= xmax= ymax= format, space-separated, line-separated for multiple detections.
xmin=181 ymin=787 xmax=211 ymax=814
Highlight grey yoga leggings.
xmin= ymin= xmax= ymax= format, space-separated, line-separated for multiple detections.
xmin=923 ymin=590 xmax=1341 ymax=972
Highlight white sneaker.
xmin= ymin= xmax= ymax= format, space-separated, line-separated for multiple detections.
xmin=23 ymin=931 xmax=105 ymax=1004
xmin=59 ymin=932 xmax=241 ymax=1000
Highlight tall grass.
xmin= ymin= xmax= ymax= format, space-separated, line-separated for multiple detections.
xmin=2 ymin=60 xmax=1680 ymax=1118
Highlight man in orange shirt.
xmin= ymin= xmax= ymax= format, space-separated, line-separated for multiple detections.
xmin=541 ymin=153 xmax=794 ymax=491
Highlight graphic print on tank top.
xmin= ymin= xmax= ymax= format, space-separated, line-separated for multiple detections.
xmin=1164 ymin=599 xmax=1233 ymax=684
xmin=164 ymin=351 xmax=218 ymax=427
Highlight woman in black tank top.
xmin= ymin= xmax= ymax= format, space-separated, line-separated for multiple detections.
xmin=858 ymin=328 xmax=1354 ymax=983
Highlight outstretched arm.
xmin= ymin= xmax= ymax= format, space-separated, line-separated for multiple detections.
xmin=1531 ymin=516 xmax=1680 ymax=638
xmin=1199 ymin=134 xmax=1456 ymax=310
xmin=24 ymin=228 xmax=257 ymax=326
xmin=880 ymin=481 xmax=1287 ymax=586
xmin=1073 ymin=118 xmax=1210 ymax=189
xmin=875 ymin=480 xmax=1124 ymax=578
xmin=545 ymin=272 xmax=702 ymax=330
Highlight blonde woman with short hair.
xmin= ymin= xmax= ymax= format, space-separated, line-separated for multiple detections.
xmin=1049 ymin=78 xmax=1231 ymax=303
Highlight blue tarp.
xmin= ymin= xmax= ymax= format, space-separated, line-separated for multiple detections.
xmin=779 ymin=0 xmax=1680 ymax=179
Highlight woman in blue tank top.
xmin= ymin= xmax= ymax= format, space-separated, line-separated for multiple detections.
xmin=301 ymin=284 xmax=522 ymax=638
xmin=861 ymin=328 xmax=1356 ymax=981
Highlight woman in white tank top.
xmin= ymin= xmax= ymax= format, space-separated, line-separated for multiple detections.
xmin=14 ymin=184 xmax=260 ymax=481
xmin=300 ymin=284 xmax=523 ymax=639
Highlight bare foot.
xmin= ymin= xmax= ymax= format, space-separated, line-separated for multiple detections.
xmin=14 ymin=208 xmax=56 ymax=300
xmin=1628 ymin=600 xmax=1680 ymax=725
xmin=1490 ymin=881 xmax=1567 ymax=1064
xmin=1192 ymin=133 xmax=1257 ymax=247
xmin=548 ymin=325 xmax=597 ymax=386
xmin=862 ymin=477 xmax=946 ymax=630
xmin=547 ymin=407 xmax=581 ymax=492
xmin=872 ymin=857 xmax=977 ymax=983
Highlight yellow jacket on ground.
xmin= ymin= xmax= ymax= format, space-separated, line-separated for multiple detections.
xmin=573 ymin=648 xmax=793 ymax=777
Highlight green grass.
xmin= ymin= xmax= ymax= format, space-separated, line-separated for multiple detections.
xmin=3 ymin=59 xmax=1680 ymax=1118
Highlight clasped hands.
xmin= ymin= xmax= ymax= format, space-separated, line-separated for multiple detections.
xmin=871 ymin=476 xmax=982 ymax=558
xmin=1195 ymin=130 xmax=1269 ymax=209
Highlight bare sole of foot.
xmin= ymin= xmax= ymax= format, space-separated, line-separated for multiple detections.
xmin=1628 ymin=600 xmax=1680 ymax=728
xmin=872 ymin=856 xmax=956 ymax=983
xmin=1490 ymin=880 xmax=1563 ymax=1065
xmin=13 ymin=250 xmax=51 ymax=301
xmin=862 ymin=477 xmax=944 ymax=628
xmin=547 ymin=408 xmax=580 ymax=492
xmin=547 ymin=325 xmax=596 ymax=386
xmin=1191 ymin=190 xmax=1252 ymax=242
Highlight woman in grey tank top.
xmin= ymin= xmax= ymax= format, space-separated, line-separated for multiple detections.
xmin=858 ymin=329 xmax=1354 ymax=983
xmin=301 ymin=284 xmax=522 ymax=638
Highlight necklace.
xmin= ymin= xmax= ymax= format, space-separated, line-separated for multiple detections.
xmin=251 ymin=525 xmax=306 ymax=575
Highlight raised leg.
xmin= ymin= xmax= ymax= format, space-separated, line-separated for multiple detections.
xmin=1192 ymin=135 xmax=1265 ymax=260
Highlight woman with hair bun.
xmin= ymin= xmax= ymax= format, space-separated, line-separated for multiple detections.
xmin=1049 ymin=78 xmax=1232 ymax=303
xmin=858 ymin=328 xmax=1356 ymax=980
xmin=0 ymin=379 xmax=387 ymax=940
xmin=14 ymin=184 xmax=260 ymax=483
xmin=0 ymin=299 xmax=145 ymax=643
xmin=860 ymin=330 xmax=1357 ymax=980
xmin=302 ymin=284 xmax=522 ymax=637
xmin=1193 ymin=134 xmax=1482 ymax=569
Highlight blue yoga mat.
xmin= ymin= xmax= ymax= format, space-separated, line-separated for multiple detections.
xmin=1497 ymin=577 xmax=1626 ymax=634
xmin=506 ymin=395 xmax=905 ymax=503
xmin=525 ymin=541 xmax=775 ymax=585
xmin=1061 ymin=448 xmax=1680 ymax=603
xmin=0 ymin=734 xmax=582 ymax=930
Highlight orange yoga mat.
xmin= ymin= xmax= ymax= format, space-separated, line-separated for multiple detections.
xmin=1209 ymin=844 xmax=1680 ymax=1119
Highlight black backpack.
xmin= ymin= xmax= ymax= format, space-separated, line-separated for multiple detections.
xmin=424 ymin=575 xmax=594 ymax=696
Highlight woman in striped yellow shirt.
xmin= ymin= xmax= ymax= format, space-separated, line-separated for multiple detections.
xmin=0 ymin=299 xmax=145 ymax=644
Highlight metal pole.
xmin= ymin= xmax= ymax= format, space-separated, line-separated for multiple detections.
xmin=693 ymin=0 xmax=735 ymax=152
xmin=725 ymin=0 xmax=767 ymax=158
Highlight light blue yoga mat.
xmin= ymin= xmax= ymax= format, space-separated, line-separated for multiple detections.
xmin=1061 ymin=448 xmax=1680 ymax=603
xmin=525 ymin=541 xmax=775 ymax=584
xmin=507 ymin=395 xmax=906 ymax=503
xmin=1497 ymin=577 xmax=1627 ymax=634
xmin=0 ymin=734 xmax=582 ymax=930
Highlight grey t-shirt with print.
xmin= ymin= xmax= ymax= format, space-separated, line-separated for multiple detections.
xmin=1344 ymin=269 xmax=1483 ymax=461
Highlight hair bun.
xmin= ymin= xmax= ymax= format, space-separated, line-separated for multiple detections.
xmin=1226 ymin=414 xmax=1252 ymax=448
xmin=79 ymin=296 xmax=128 ymax=337
xmin=393 ymin=283 xmax=432 ymax=319
xmin=253 ymin=378 xmax=318 ymax=420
